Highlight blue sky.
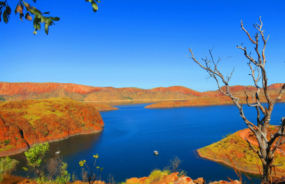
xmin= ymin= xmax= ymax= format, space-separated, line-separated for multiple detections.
xmin=1 ymin=0 xmax=285 ymax=92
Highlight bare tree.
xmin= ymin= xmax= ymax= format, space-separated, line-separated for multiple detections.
xmin=188 ymin=17 xmax=285 ymax=182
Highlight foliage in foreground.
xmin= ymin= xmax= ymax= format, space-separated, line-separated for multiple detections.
xmin=0 ymin=156 xmax=19 ymax=181
xmin=0 ymin=0 xmax=100 ymax=35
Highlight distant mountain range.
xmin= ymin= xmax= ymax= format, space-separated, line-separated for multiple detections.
xmin=0 ymin=82 xmax=284 ymax=103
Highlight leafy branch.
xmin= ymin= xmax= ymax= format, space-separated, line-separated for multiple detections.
xmin=0 ymin=0 xmax=100 ymax=35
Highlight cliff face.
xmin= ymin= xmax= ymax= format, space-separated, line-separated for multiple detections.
xmin=0 ymin=98 xmax=104 ymax=156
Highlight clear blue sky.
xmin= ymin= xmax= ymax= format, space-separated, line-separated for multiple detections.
xmin=1 ymin=0 xmax=284 ymax=92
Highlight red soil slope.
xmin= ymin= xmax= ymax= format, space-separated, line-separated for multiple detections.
xmin=0 ymin=98 xmax=104 ymax=157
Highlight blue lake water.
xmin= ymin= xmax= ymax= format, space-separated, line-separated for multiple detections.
xmin=11 ymin=103 xmax=285 ymax=183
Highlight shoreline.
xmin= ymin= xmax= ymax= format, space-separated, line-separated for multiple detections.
xmin=145 ymin=102 xmax=235 ymax=109
xmin=84 ymin=99 xmax=192 ymax=103
xmin=196 ymin=149 xmax=263 ymax=176
xmin=197 ymin=130 xmax=285 ymax=178
xmin=0 ymin=129 xmax=103 ymax=158
xmin=145 ymin=101 xmax=285 ymax=109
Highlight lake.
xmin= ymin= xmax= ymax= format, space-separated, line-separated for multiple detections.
xmin=10 ymin=103 xmax=285 ymax=183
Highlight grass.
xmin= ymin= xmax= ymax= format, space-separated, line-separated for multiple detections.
xmin=145 ymin=170 xmax=169 ymax=184
xmin=21 ymin=99 xmax=66 ymax=125
xmin=198 ymin=128 xmax=285 ymax=176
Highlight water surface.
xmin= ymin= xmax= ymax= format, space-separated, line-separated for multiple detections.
xmin=11 ymin=103 xmax=285 ymax=183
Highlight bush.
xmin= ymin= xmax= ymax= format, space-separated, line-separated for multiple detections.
xmin=0 ymin=96 xmax=5 ymax=101
xmin=55 ymin=162 xmax=70 ymax=183
xmin=4 ymin=140 xmax=10 ymax=145
xmin=0 ymin=156 xmax=19 ymax=181
xmin=79 ymin=154 xmax=103 ymax=184
xmin=24 ymin=142 xmax=49 ymax=179
xmin=146 ymin=170 xmax=169 ymax=183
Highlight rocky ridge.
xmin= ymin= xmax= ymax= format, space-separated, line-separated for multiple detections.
xmin=0 ymin=98 xmax=105 ymax=157
xmin=1 ymin=82 xmax=283 ymax=107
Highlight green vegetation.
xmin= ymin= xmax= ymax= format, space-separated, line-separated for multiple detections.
xmin=24 ymin=142 xmax=49 ymax=179
xmin=199 ymin=130 xmax=285 ymax=175
xmin=4 ymin=140 xmax=10 ymax=145
xmin=22 ymin=100 xmax=65 ymax=125
xmin=119 ymin=170 xmax=170 ymax=184
xmin=0 ymin=149 xmax=192 ymax=184
xmin=0 ymin=96 xmax=5 ymax=101
xmin=0 ymin=0 xmax=100 ymax=35
xmin=55 ymin=162 xmax=71 ymax=183
xmin=0 ymin=156 xmax=19 ymax=181
xmin=79 ymin=154 xmax=103 ymax=183
xmin=222 ymin=132 xmax=232 ymax=138
xmin=145 ymin=170 xmax=169 ymax=184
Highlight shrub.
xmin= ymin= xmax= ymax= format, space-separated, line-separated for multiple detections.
xmin=146 ymin=170 xmax=169 ymax=183
xmin=4 ymin=140 xmax=10 ymax=145
xmin=79 ymin=154 xmax=103 ymax=184
xmin=24 ymin=142 xmax=49 ymax=180
xmin=0 ymin=156 xmax=19 ymax=181
xmin=0 ymin=96 xmax=5 ymax=101
xmin=44 ymin=132 xmax=48 ymax=136
xmin=55 ymin=162 xmax=70 ymax=183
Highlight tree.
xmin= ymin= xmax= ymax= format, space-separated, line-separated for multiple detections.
xmin=188 ymin=17 xmax=285 ymax=182
xmin=24 ymin=142 xmax=49 ymax=179
xmin=0 ymin=0 xmax=100 ymax=35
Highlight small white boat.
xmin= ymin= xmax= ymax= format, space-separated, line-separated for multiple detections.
xmin=154 ymin=151 xmax=159 ymax=155
xmin=55 ymin=148 xmax=60 ymax=155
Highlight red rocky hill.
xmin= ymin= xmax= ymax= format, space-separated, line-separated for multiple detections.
xmin=0 ymin=98 xmax=105 ymax=157
xmin=146 ymin=84 xmax=285 ymax=108
xmin=0 ymin=82 xmax=205 ymax=102
xmin=0 ymin=82 xmax=284 ymax=105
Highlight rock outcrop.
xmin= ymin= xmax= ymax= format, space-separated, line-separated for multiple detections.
xmin=0 ymin=98 xmax=105 ymax=157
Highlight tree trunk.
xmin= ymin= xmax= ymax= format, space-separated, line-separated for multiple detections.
xmin=262 ymin=161 xmax=271 ymax=183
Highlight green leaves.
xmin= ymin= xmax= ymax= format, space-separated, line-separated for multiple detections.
xmin=2 ymin=5 xmax=11 ymax=23
xmin=0 ymin=156 xmax=19 ymax=180
xmin=24 ymin=142 xmax=49 ymax=168
xmin=33 ymin=17 xmax=41 ymax=31
xmin=50 ymin=16 xmax=60 ymax=21
xmin=91 ymin=1 xmax=98 ymax=12
xmin=24 ymin=4 xmax=60 ymax=35
xmin=1 ymin=0 xmax=100 ymax=35
xmin=44 ymin=22 xmax=49 ymax=34
xmin=86 ymin=0 xmax=100 ymax=12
